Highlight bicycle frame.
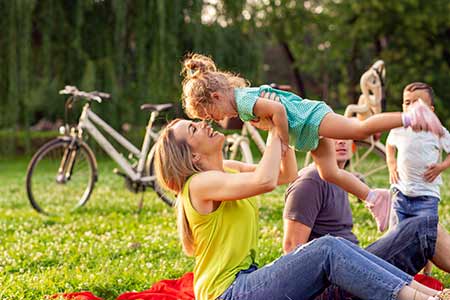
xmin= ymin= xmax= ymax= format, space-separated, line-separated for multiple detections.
xmin=349 ymin=136 xmax=387 ymax=177
xmin=76 ymin=103 xmax=157 ymax=182
xmin=242 ymin=122 xmax=266 ymax=153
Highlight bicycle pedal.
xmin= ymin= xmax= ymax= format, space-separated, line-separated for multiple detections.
xmin=113 ymin=168 xmax=127 ymax=178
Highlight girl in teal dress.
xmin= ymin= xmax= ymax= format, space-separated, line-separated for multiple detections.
xmin=180 ymin=53 xmax=443 ymax=232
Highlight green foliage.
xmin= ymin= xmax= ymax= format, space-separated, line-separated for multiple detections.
xmin=0 ymin=130 xmax=58 ymax=157
xmin=3 ymin=0 xmax=450 ymax=152
xmin=260 ymin=0 xmax=450 ymax=115
xmin=0 ymin=158 xmax=449 ymax=299
xmin=0 ymin=0 xmax=264 ymax=133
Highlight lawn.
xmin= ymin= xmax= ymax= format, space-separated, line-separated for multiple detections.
xmin=0 ymin=156 xmax=449 ymax=299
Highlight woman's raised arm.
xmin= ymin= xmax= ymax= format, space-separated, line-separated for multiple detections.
xmin=190 ymin=128 xmax=282 ymax=202
xmin=223 ymin=143 xmax=297 ymax=186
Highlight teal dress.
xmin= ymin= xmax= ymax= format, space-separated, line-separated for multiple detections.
xmin=235 ymin=85 xmax=333 ymax=152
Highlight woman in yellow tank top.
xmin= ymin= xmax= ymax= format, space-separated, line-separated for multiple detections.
xmin=153 ymin=117 xmax=446 ymax=300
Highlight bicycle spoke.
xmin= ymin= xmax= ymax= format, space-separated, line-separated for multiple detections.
xmin=28 ymin=141 xmax=94 ymax=215
xmin=350 ymin=141 xmax=388 ymax=188
xmin=363 ymin=164 xmax=388 ymax=178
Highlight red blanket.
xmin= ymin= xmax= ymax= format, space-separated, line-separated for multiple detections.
xmin=48 ymin=272 xmax=195 ymax=300
xmin=414 ymin=274 xmax=444 ymax=291
xmin=48 ymin=272 xmax=445 ymax=300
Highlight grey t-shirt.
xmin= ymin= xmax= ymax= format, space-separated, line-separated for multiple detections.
xmin=284 ymin=164 xmax=359 ymax=244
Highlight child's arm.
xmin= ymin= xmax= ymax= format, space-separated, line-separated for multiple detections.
xmin=424 ymin=127 xmax=450 ymax=182
xmin=253 ymin=97 xmax=290 ymax=146
xmin=386 ymin=143 xmax=399 ymax=184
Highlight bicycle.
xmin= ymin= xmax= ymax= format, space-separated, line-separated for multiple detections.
xmin=26 ymin=86 xmax=176 ymax=215
xmin=222 ymin=119 xmax=265 ymax=164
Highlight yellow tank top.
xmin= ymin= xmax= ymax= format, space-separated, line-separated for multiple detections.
xmin=181 ymin=171 xmax=259 ymax=300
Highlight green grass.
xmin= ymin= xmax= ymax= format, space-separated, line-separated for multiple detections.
xmin=0 ymin=157 xmax=449 ymax=299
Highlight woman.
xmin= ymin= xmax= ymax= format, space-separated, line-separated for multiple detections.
xmin=154 ymin=118 xmax=446 ymax=300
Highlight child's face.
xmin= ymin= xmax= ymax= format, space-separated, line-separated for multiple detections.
xmin=202 ymin=89 xmax=237 ymax=122
xmin=402 ymin=90 xmax=434 ymax=112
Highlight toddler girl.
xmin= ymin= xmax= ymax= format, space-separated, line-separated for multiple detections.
xmin=181 ymin=53 xmax=443 ymax=232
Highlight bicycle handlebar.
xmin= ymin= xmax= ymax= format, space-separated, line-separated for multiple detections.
xmin=59 ymin=85 xmax=111 ymax=103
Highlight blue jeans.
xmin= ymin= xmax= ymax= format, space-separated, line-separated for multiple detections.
xmin=390 ymin=188 xmax=439 ymax=226
xmin=218 ymin=236 xmax=412 ymax=300
xmin=366 ymin=216 xmax=438 ymax=275
xmin=316 ymin=216 xmax=438 ymax=300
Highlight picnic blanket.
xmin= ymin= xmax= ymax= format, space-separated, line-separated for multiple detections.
xmin=47 ymin=272 xmax=444 ymax=300
xmin=414 ymin=274 xmax=444 ymax=291
xmin=48 ymin=272 xmax=195 ymax=300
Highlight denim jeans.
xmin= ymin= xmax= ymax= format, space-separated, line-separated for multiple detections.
xmin=218 ymin=236 xmax=412 ymax=300
xmin=366 ymin=215 xmax=438 ymax=275
xmin=316 ymin=216 xmax=438 ymax=300
xmin=390 ymin=188 xmax=439 ymax=226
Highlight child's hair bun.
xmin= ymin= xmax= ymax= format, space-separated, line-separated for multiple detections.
xmin=182 ymin=53 xmax=217 ymax=78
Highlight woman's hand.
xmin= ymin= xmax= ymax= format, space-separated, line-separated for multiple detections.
xmin=260 ymin=91 xmax=281 ymax=102
xmin=250 ymin=91 xmax=281 ymax=131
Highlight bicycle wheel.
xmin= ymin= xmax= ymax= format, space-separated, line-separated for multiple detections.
xmin=349 ymin=140 xmax=388 ymax=187
xmin=223 ymin=136 xmax=254 ymax=164
xmin=147 ymin=156 xmax=176 ymax=207
xmin=26 ymin=138 xmax=97 ymax=215
xmin=236 ymin=140 xmax=253 ymax=164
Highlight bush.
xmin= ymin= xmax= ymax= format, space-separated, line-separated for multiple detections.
xmin=0 ymin=128 xmax=150 ymax=157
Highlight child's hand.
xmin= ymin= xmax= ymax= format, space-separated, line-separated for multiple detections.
xmin=424 ymin=163 xmax=444 ymax=182
xmin=250 ymin=117 xmax=273 ymax=131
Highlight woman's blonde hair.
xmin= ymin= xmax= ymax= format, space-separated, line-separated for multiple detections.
xmin=153 ymin=119 xmax=202 ymax=256
xmin=181 ymin=53 xmax=249 ymax=119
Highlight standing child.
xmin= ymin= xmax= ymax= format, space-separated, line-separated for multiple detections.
xmin=181 ymin=53 xmax=443 ymax=232
xmin=386 ymin=82 xmax=450 ymax=274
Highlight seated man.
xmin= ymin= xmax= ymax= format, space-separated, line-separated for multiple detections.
xmin=283 ymin=139 xmax=450 ymax=277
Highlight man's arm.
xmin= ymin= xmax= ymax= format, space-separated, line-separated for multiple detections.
xmin=283 ymin=176 xmax=322 ymax=253
xmin=283 ymin=219 xmax=312 ymax=253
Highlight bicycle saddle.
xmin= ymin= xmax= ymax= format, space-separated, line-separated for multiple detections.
xmin=140 ymin=103 xmax=173 ymax=112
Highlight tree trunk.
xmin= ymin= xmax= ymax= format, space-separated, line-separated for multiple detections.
xmin=280 ymin=41 xmax=306 ymax=98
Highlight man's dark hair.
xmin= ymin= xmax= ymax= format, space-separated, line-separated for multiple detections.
xmin=404 ymin=82 xmax=434 ymax=105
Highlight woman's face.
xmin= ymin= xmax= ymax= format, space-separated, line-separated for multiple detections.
xmin=171 ymin=119 xmax=225 ymax=156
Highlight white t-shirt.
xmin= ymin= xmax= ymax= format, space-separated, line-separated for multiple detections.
xmin=386 ymin=127 xmax=450 ymax=198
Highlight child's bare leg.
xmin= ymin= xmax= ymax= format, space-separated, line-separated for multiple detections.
xmin=312 ymin=138 xmax=392 ymax=232
xmin=398 ymin=285 xmax=439 ymax=300
xmin=311 ymin=138 xmax=369 ymax=199
xmin=319 ymin=112 xmax=403 ymax=140
xmin=423 ymin=261 xmax=433 ymax=275
xmin=410 ymin=280 xmax=441 ymax=296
